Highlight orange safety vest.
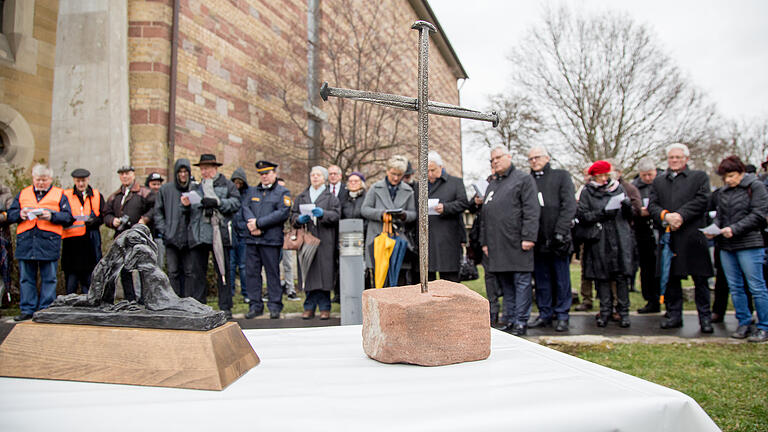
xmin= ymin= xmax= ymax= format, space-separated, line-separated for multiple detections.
xmin=62 ymin=188 xmax=101 ymax=238
xmin=16 ymin=186 xmax=65 ymax=236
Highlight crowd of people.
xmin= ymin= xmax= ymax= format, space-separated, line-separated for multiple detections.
xmin=0 ymin=144 xmax=766 ymax=343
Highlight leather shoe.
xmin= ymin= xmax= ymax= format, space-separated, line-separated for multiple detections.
xmin=510 ymin=323 xmax=527 ymax=336
xmin=700 ymin=319 xmax=714 ymax=334
xmin=13 ymin=313 xmax=33 ymax=322
xmin=302 ymin=310 xmax=315 ymax=320
xmin=319 ymin=310 xmax=330 ymax=320
xmin=269 ymin=311 xmax=280 ymax=319
xmin=245 ymin=308 xmax=263 ymax=319
xmin=660 ymin=318 xmax=683 ymax=329
xmin=711 ymin=313 xmax=723 ymax=323
xmin=554 ymin=320 xmax=569 ymax=332
xmin=575 ymin=303 xmax=592 ymax=311
xmin=528 ymin=317 xmax=551 ymax=328
xmin=596 ymin=317 xmax=607 ymax=327
xmin=747 ymin=329 xmax=768 ymax=343
xmin=731 ymin=325 xmax=752 ymax=339
xmin=637 ymin=304 xmax=660 ymax=314
xmin=499 ymin=322 xmax=516 ymax=333
xmin=619 ymin=317 xmax=631 ymax=328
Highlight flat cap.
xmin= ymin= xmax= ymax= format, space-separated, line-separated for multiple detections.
xmin=117 ymin=165 xmax=135 ymax=173
xmin=70 ymin=168 xmax=91 ymax=178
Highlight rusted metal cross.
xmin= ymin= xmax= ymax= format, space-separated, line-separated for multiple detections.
xmin=320 ymin=21 xmax=498 ymax=294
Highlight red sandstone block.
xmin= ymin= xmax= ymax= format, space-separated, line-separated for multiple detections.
xmin=149 ymin=109 xmax=169 ymax=126
xmin=128 ymin=26 xmax=142 ymax=37
xmin=131 ymin=109 xmax=149 ymax=124
xmin=130 ymin=62 xmax=152 ymax=72
xmin=152 ymin=62 xmax=170 ymax=75
xmin=143 ymin=26 xmax=171 ymax=40
xmin=362 ymin=281 xmax=490 ymax=366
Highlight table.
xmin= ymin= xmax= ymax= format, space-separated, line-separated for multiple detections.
xmin=0 ymin=326 xmax=719 ymax=431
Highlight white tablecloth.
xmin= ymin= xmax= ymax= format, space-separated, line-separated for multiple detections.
xmin=0 ymin=326 xmax=719 ymax=432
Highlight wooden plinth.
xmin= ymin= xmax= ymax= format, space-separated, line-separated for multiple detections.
xmin=0 ymin=321 xmax=259 ymax=391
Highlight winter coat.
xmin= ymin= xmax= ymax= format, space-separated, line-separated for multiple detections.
xmin=631 ymin=177 xmax=656 ymax=241
xmin=576 ymin=181 xmax=635 ymax=280
xmin=480 ymin=164 xmax=540 ymax=273
xmin=426 ymin=172 xmax=470 ymax=272
xmin=341 ymin=189 xmax=366 ymax=219
xmin=241 ymin=183 xmax=291 ymax=246
xmin=715 ymin=174 xmax=768 ymax=251
xmin=187 ymin=173 xmax=240 ymax=248
xmin=61 ymin=185 xmax=104 ymax=273
xmin=361 ymin=179 xmax=417 ymax=269
xmin=648 ymin=166 xmax=713 ymax=278
xmin=531 ymin=163 xmax=576 ymax=255
xmin=0 ymin=182 xmax=13 ymax=242
xmin=230 ymin=167 xmax=250 ymax=239
xmin=104 ymin=181 xmax=154 ymax=235
xmin=7 ymin=187 xmax=74 ymax=261
xmin=154 ymin=159 xmax=192 ymax=249
xmin=291 ymin=187 xmax=341 ymax=292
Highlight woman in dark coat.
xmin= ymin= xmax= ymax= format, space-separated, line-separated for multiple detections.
xmin=576 ymin=160 xmax=634 ymax=328
xmin=291 ymin=166 xmax=341 ymax=319
xmin=426 ymin=151 xmax=469 ymax=282
xmin=341 ymin=172 xmax=367 ymax=220
xmin=708 ymin=156 xmax=768 ymax=342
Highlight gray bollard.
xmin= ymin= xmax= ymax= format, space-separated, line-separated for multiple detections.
xmin=339 ymin=219 xmax=365 ymax=325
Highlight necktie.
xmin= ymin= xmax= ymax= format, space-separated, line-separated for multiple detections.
xmin=332 ymin=185 xmax=336 ymax=195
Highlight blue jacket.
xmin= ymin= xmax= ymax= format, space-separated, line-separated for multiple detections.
xmin=8 ymin=187 xmax=74 ymax=261
xmin=241 ymin=183 xmax=291 ymax=246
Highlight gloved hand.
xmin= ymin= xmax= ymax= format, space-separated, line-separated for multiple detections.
xmin=620 ymin=198 xmax=631 ymax=208
xmin=601 ymin=208 xmax=619 ymax=220
xmin=311 ymin=207 xmax=324 ymax=218
xmin=298 ymin=214 xmax=311 ymax=224
xmin=389 ymin=209 xmax=406 ymax=221
xmin=201 ymin=197 xmax=219 ymax=209
xmin=552 ymin=232 xmax=572 ymax=257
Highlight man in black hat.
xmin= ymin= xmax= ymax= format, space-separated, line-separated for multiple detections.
xmin=104 ymin=165 xmax=155 ymax=300
xmin=185 ymin=154 xmax=240 ymax=319
xmin=61 ymin=168 xmax=105 ymax=295
xmin=242 ymin=160 xmax=292 ymax=319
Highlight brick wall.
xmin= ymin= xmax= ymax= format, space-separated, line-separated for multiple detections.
xmin=128 ymin=0 xmax=462 ymax=192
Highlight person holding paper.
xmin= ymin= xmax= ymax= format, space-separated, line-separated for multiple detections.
xmin=421 ymin=151 xmax=469 ymax=283
xmin=709 ymin=156 xmax=768 ymax=342
xmin=648 ymin=143 xmax=714 ymax=333
xmin=291 ymin=166 xmax=341 ymax=319
xmin=632 ymin=158 xmax=661 ymax=313
xmin=576 ymin=160 xmax=634 ymax=328
xmin=6 ymin=164 xmax=74 ymax=321
xmin=61 ymin=168 xmax=104 ymax=295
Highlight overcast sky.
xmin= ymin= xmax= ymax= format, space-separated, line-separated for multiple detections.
xmin=428 ymin=0 xmax=768 ymax=179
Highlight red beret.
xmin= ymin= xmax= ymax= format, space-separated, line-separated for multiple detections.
xmin=588 ymin=160 xmax=612 ymax=176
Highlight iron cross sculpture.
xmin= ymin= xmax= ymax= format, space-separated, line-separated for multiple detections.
xmin=320 ymin=21 xmax=499 ymax=294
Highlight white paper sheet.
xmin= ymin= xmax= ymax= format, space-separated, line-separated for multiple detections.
xmin=299 ymin=203 xmax=316 ymax=216
xmin=428 ymin=198 xmax=440 ymax=215
xmin=473 ymin=180 xmax=488 ymax=198
xmin=182 ymin=191 xmax=201 ymax=205
xmin=74 ymin=215 xmax=89 ymax=222
xmin=26 ymin=208 xmax=44 ymax=220
xmin=699 ymin=223 xmax=721 ymax=235
xmin=642 ymin=198 xmax=649 ymax=207
xmin=538 ymin=192 xmax=544 ymax=207
xmin=604 ymin=193 xmax=626 ymax=211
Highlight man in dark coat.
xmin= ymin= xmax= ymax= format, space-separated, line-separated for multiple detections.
xmin=425 ymin=151 xmax=470 ymax=282
xmin=632 ymin=158 xmax=660 ymax=313
xmin=230 ymin=167 xmax=250 ymax=302
xmin=104 ymin=166 xmax=155 ymax=236
xmin=185 ymin=154 xmax=241 ymax=318
xmin=648 ymin=143 xmax=714 ymax=333
xmin=61 ymin=168 xmax=104 ymax=295
xmin=481 ymin=146 xmax=540 ymax=336
xmin=7 ymin=164 xmax=74 ymax=321
xmin=154 ymin=158 xmax=193 ymax=297
xmin=243 ymin=160 xmax=292 ymax=319
xmin=527 ymin=147 xmax=577 ymax=332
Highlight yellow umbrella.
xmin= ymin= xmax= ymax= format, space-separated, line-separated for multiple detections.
xmin=374 ymin=213 xmax=396 ymax=288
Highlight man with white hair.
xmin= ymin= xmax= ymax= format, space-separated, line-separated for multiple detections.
xmin=526 ymin=147 xmax=577 ymax=332
xmin=7 ymin=164 xmax=74 ymax=321
xmin=632 ymin=157 xmax=661 ymax=313
xmin=648 ymin=143 xmax=714 ymax=333
xmin=481 ymin=146 xmax=540 ymax=336
xmin=423 ymin=150 xmax=470 ymax=282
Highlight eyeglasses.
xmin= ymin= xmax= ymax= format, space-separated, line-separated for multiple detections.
xmin=528 ymin=155 xmax=546 ymax=162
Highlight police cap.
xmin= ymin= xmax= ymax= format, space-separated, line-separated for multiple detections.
xmin=255 ymin=160 xmax=278 ymax=173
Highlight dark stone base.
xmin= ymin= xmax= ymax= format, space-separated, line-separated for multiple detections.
xmin=33 ymin=306 xmax=227 ymax=331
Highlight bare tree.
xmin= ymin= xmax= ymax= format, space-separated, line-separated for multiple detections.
xmin=693 ymin=117 xmax=768 ymax=176
xmin=507 ymin=6 xmax=718 ymax=174
xmin=277 ymin=0 xmax=412 ymax=179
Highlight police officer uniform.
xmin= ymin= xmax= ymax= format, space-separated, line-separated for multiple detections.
xmin=243 ymin=161 xmax=291 ymax=319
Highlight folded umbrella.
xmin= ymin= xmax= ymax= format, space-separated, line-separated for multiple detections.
xmin=298 ymin=228 xmax=322 ymax=290
xmin=374 ymin=214 xmax=396 ymax=289
xmin=659 ymin=228 xmax=675 ymax=305
xmin=387 ymin=234 xmax=407 ymax=287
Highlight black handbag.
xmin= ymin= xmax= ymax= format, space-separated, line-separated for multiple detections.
xmin=572 ymin=221 xmax=602 ymax=244
xmin=459 ymin=252 xmax=479 ymax=281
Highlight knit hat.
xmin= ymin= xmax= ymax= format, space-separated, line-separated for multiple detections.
xmin=588 ymin=160 xmax=611 ymax=176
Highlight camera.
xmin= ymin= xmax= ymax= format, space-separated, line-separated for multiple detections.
xmin=118 ymin=215 xmax=132 ymax=230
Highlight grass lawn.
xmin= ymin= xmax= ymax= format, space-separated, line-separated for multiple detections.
xmin=554 ymin=343 xmax=768 ymax=432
